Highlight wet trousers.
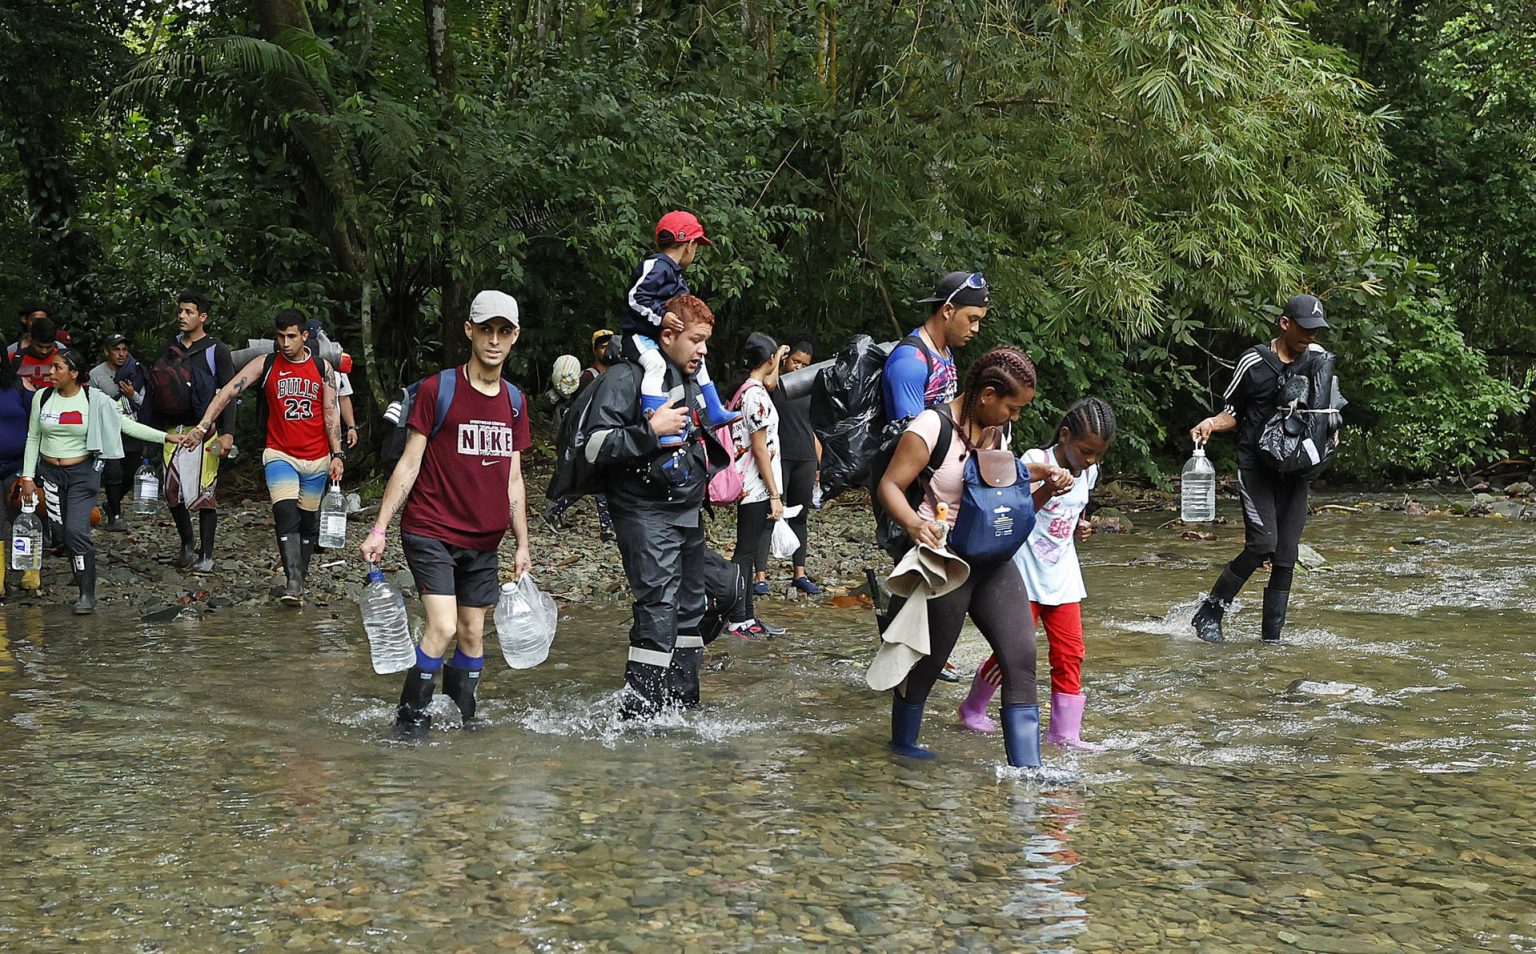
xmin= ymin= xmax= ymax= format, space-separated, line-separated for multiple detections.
xmin=899 ymin=559 xmax=1038 ymax=709
xmin=612 ymin=509 xmax=708 ymax=668
xmin=1230 ymin=467 xmax=1310 ymax=593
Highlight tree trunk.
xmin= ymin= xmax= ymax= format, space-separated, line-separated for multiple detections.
xmin=424 ymin=0 xmax=470 ymax=366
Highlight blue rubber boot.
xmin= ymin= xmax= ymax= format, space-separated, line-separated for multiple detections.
xmin=889 ymin=693 xmax=936 ymax=760
xmin=642 ymin=393 xmax=685 ymax=447
xmin=1000 ymin=704 xmax=1042 ymax=769
xmin=700 ymin=380 xmax=740 ymax=430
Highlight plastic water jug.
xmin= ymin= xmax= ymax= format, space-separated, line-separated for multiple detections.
xmin=1181 ymin=446 xmax=1216 ymax=523
xmin=10 ymin=496 xmax=43 ymax=571
xmin=133 ymin=459 xmax=159 ymax=515
xmin=359 ymin=562 xmax=414 ymax=674
xmin=494 ymin=575 xmax=558 ymax=669
xmin=319 ymin=482 xmax=347 ymax=549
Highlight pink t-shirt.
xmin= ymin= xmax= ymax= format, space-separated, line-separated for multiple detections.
xmin=904 ymin=409 xmax=1003 ymax=526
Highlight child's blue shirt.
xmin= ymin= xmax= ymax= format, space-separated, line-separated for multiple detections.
xmin=623 ymin=253 xmax=689 ymax=336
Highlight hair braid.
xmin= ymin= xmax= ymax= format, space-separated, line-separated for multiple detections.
xmin=959 ymin=346 xmax=1037 ymax=430
xmin=1059 ymin=396 xmax=1116 ymax=444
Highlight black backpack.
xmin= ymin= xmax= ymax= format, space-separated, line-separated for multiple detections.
xmin=1255 ymin=347 xmax=1346 ymax=480
xmin=148 ymin=337 xmax=218 ymax=419
xmin=545 ymin=367 xmax=608 ymax=501
xmin=870 ymin=404 xmax=955 ymax=560
xmin=811 ymin=333 xmax=937 ymax=499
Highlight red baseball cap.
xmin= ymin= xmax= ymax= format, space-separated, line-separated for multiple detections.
xmin=655 ymin=210 xmax=712 ymax=247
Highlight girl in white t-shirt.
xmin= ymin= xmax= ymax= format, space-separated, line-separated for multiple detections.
xmin=727 ymin=333 xmax=791 ymax=637
xmin=958 ymin=397 xmax=1116 ymax=750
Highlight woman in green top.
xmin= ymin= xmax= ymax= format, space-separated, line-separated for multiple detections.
xmin=19 ymin=349 xmax=184 ymax=614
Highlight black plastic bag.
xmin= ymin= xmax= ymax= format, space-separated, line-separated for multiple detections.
xmin=810 ymin=334 xmax=891 ymax=499
xmin=1257 ymin=349 xmax=1346 ymax=480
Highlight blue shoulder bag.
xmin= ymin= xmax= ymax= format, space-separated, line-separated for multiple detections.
xmin=949 ymin=447 xmax=1036 ymax=566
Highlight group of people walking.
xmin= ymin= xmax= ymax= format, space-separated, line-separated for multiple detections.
xmin=8 ymin=210 xmax=1338 ymax=772
xmin=1 ymin=296 xmax=360 ymax=614
xmin=348 ymin=211 xmax=1340 ymax=771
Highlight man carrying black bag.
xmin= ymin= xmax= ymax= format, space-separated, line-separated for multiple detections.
xmin=1187 ymin=293 xmax=1344 ymax=644
xmin=578 ymin=294 xmax=729 ymax=718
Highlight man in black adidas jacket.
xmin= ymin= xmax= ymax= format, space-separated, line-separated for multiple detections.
xmin=1188 ymin=293 xmax=1339 ymax=644
xmin=578 ymin=294 xmax=726 ymax=719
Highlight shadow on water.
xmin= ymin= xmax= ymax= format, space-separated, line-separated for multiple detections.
xmin=2 ymin=496 xmax=1535 ymax=951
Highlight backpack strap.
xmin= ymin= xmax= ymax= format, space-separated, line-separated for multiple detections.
xmin=896 ymin=333 xmax=937 ymax=376
xmin=427 ymin=367 xmax=458 ymax=441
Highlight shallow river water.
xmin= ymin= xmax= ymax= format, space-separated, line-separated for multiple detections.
xmin=2 ymin=497 xmax=1534 ymax=952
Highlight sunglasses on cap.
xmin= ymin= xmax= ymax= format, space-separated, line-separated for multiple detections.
xmin=943 ymin=272 xmax=988 ymax=308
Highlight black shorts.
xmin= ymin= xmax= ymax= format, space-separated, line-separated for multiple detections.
xmin=401 ymin=533 xmax=500 ymax=608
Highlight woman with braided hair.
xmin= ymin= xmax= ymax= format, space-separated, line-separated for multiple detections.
xmin=958 ymin=397 xmax=1117 ymax=750
xmin=876 ymin=346 xmax=1074 ymax=767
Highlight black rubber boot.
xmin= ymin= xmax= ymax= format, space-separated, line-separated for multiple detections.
xmin=395 ymin=666 xmax=437 ymax=739
xmin=619 ymin=660 xmax=670 ymax=721
xmin=277 ymin=534 xmax=304 ymax=606
xmin=1192 ymin=567 xmax=1245 ymax=644
xmin=170 ymin=505 xmax=196 ymax=568
xmin=72 ymin=553 xmax=96 ymax=615
xmin=192 ymin=509 xmax=218 ymax=572
xmin=666 ymin=646 xmax=703 ymax=710
xmin=442 ymin=664 xmax=482 ymax=727
xmin=1261 ymin=588 xmax=1290 ymax=643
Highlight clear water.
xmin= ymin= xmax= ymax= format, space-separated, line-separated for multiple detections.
xmin=2 ymin=496 xmax=1534 ymax=951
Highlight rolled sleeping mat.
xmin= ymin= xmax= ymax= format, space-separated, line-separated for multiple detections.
xmin=230 ymin=332 xmax=344 ymax=369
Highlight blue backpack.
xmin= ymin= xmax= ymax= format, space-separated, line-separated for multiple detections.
xmin=949 ymin=449 xmax=1036 ymax=566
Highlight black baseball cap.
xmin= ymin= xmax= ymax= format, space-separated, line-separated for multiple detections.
xmin=1282 ymin=293 xmax=1329 ymax=330
xmin=104 ymin=333 xmax=128 ymax=348
xmin=917 ymin=271 xmax=990 ymax=309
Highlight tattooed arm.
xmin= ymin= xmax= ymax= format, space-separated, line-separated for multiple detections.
xmin=189 ymin=355 xmax=268 ymax=440
xmin=323 ymin=361 xmax=344 ymax=481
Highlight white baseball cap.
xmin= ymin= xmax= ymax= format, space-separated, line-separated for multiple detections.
xmin=469 ymin=290 xmax=520 ymax=327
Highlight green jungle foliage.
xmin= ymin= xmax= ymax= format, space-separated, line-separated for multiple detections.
xmin=0 ymin=0 xmax=1529 ymax=480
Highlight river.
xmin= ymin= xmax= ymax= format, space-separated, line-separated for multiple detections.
xmin=1 ymin=496 xmax=1533 ymax=951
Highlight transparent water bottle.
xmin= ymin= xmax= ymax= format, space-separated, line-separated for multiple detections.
xmin=359 ymin=562 xmax=415 ymax=674
xmin=133 ymin=459 xmax=159 ymax=515
xmin=811 ymin=480 xmax=823 ymax=509
xmin=10 ymin=495 xmax=43 ymax=571
xmin=1181 ymin=445 xmax=1217 ymax=523
xmin=318 ymin=482 xmax=347 ymax=549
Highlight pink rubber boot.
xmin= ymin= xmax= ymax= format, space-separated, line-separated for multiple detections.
xmin=957 ymin=669 xmax=999 ymax=733
xmin=1045 ymin=690 xmax=1106 ymax=751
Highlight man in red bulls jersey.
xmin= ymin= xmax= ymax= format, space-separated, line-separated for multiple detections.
xmin=193 ymin=309 xmax=344 ymax=605
xmin=362 ymin=290 xmax=532 ymax=737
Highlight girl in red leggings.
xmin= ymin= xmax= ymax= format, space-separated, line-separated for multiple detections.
xmin=958 ymin=397 xmax=1115 ymax=750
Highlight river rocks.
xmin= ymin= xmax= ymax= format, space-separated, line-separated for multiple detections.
xmin=1296 ymin=543 xmax=1327 ymax=569
xmin=1505 ymin=481 xmax=1534 ymax=496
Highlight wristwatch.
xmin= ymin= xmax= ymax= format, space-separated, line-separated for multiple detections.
xmin=332 ymin=450 xmax=347 ymax=461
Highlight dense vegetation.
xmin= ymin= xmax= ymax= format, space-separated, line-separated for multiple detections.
xmin=1 ymin=1 xmax=1530 ymax=480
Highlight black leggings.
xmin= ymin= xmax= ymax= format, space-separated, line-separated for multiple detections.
xmin=732 ymin=499 xmax=772 ymax=621
xmin=1230 ymin=467 xmax=1310 ymax=592
xmin=900 ymin=559 xmax=1038 ymax=708
xmin=755 ymin=457 xmax=815 ymax=571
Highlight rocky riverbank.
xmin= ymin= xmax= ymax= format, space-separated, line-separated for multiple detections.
xmin=5 ymin=457 xmax=1530 ymax=621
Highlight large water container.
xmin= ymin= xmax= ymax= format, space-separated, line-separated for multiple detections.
xmin=494 ymin=575 xmax=558 ymax=669
xmin=1181 ymin=446 xmax=1217 ymax=523
xmin=133 ymin=459 xmax=159 ymax=515
xmin=359 ymin=563 xmax=415 ymax=674
xmin=318 ymin=482 xmax=348 ymax=549
xmin=10 ymin=496 xmax=42 ymax=571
